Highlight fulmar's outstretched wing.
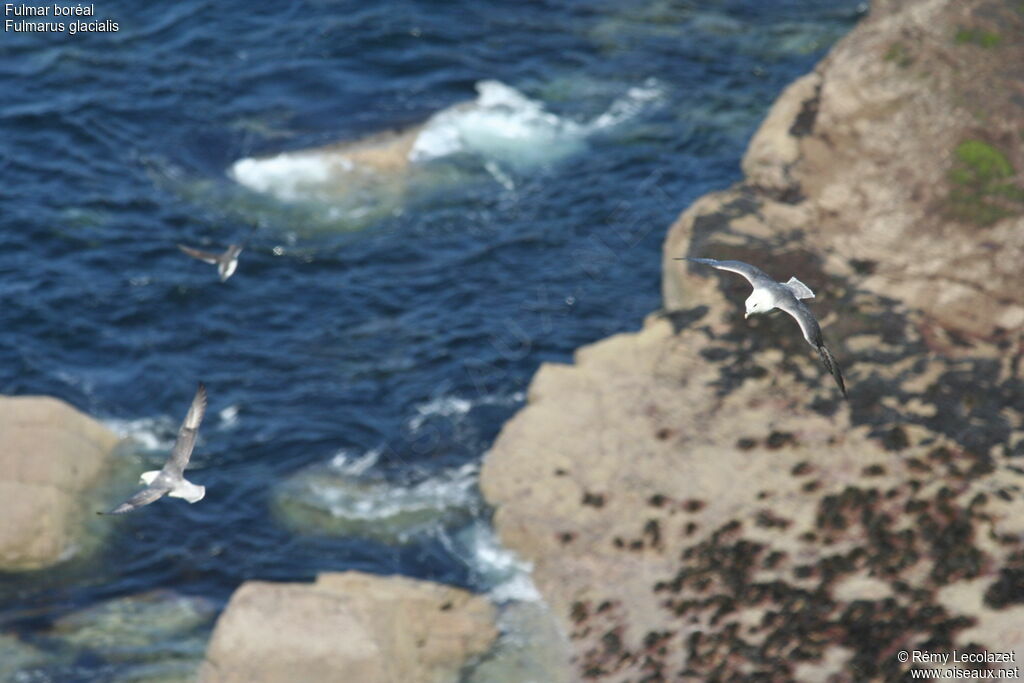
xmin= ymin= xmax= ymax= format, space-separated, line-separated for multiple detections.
xmin=178 ymin=244 xmax=220 ymax=265
xmin=776 ymin=298 xmax=847 ymax=398
xmin=102 ymin=483 xmax=170 ymax=515
xmin=782 ymin=276 xmax=814 ymax=300
xmin=164 ymin=383 xmax=207 ymax=478
xmin=676 ymin=257 xmax=775 ymax=290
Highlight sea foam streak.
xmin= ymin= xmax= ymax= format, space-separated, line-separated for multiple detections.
xmin=228 ymin=79 xmax=664 ymax=204
xmin=272 ymin=454 xmax=481 ymax=544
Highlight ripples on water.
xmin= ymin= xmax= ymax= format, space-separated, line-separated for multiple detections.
xmin=0 ymin=0 xmax=862 ymax=678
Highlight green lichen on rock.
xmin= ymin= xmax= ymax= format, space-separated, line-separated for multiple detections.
xmin=954 ymin=27 xmax=1002 ymax=48
xmin=947 ymin=139 xmax=1024 ymax=226
xmin=952 ymin=140 xmax=1013 ymax=182
xmin=884 ymin=42 xmax=912 ymax=67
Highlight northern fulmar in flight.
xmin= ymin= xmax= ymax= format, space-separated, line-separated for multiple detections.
xmin=679 ymin=257 xmax=847 ymax=398
xmin=178 ymin=243 xmax=243 ymax=282
xmin=102 ymin=383 xmax=208 ymax=515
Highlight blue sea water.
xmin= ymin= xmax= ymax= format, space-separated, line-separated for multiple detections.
xmin=0 ymin=0 xmax=862 ymax=678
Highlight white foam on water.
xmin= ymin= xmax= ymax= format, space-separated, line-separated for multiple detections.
xmin=304 ymin=461 xmax=479 ymax=524
xmin=588 ymin=77 xmax=665 ymax=130
xmin=228 ymin=78 xmax=664 ymax=204
xmin=484 ymin=160 xmax=516 ymax=191
xmin=445 ymin=521 xmax=541 ymax=603
xmin=407 ymin=395 xmax=474 ymax=431
xmin=229 ymin=152 xmax=352 ymax=202
xmin=54 ymin=370 xmax=95 ymax=396
xmin=104 ymin=416 xmax=176 ymax=451
xmin=410 ymin=78 xmax=665 ymax=170
xmin=491 ymin=572 xmax=543 ymax=604
xmin=406 ymin=391 xmax=526 ymax=433
xmin=327 ymin=446 xmax=382 ymax=477
xmin=410 ymin=80 xmax=585 ymax=170
xmin=217 ymin=404 xmax=240 ymax=430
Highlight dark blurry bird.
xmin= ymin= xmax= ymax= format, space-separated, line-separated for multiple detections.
xmin=101 ymin=384 xmax=208 ymax=515
xmin=178 ymin=243 xmax=243 ymax=282
xmin=679 ymin=257 xmax=847 ymax=398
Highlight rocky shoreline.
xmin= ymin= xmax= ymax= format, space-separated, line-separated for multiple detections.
xmin=481 ymin=0 xmax=1024 ymax=679
xmin=2 ymin=0 xmax=1021 ymax=680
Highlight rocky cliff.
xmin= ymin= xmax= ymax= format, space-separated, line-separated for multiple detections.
xmin=481 ymin=0 xmax=1024 ymax=680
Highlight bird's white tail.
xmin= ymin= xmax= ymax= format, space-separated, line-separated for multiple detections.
xmin=783 ymin=277 xmax=814 ymax=300
xmin=169 ymin=480 xmax=206 ymax=503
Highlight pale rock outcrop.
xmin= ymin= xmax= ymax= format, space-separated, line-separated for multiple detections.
xmin=199 ymin=571 xmax=498 ymax=683
xmin=482 ymin=0 xmax=1024 ymax=679
xmin=0 ymin=395 xmax=119 ymax=570
xmin=482 ymin=306 xmax=1024 ymax=679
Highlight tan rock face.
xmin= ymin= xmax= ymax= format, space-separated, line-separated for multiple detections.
xmin=482 ymin=0 xmax=1024 ymax=679
xmin=199 ymin=571 xmax=498 ymax=683
xmin=0 ymin=396 xmax=119 ymax=570
xmin=482 ymin=306 xmax=1024 ymax=680
xmin=664 ymin=0 xmax=1024 ymax=341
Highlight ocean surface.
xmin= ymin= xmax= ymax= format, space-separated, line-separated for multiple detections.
xmin=0 ymin=0 xmax=862 ymax=679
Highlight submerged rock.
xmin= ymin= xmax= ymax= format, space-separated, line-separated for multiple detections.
xmin=271 ymin=458 xmax=480 ymax=544
xmin=229 ymin=79 xmax=660 ymax=215
xmin=0 ymin=395 xmax=120 ymax=570
xmin=199 ymin=571 xmax=497 ymax=683
xmin=231 ymin=125 xmax=424 ymax=205
xmin=51 ymin=589 xmax=216 ymax=661
xmin=0 ymin=634 xmax=47 ymax=678
xmin=0 ymin=590 xmax=215 ymax=682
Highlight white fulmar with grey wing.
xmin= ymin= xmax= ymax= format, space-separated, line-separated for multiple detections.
xmin=102 ymin=383 xmax=209 ymax=515
xmin=178 ymin=244 xmax=243 ymax=282
xmin=679 ymin=257 xmax=847 ymax=398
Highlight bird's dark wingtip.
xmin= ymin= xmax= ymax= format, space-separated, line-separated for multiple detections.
xmin=816 ymin=344 xmax=848 ymax=399
xmin=832 ymin=363 xmax=848 ymax=400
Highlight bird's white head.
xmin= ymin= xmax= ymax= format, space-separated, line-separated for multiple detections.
xmin=744 ymin=289 xmax=774 ymax=319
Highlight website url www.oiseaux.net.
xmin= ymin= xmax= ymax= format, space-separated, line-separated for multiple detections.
xmin=910 ymin=668 xmax=1020 ymax=679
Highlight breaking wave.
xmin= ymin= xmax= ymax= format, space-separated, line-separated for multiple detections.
xmin=271 ymin=450 xmax=481 ymax=544
xmin=228 ymin=78 xmax=664 ymax=204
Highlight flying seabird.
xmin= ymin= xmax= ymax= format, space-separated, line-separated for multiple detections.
xmin=178 ymin=243 xmax=243 ymax=282
xmin=101 ymin=384 xmax=208 ymax=515
xmin=678 ymin=257 xmax=847 ymax=398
